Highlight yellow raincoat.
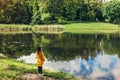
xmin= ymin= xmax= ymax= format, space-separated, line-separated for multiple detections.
xmin=36 ymin=51 xmax=45 ymax=66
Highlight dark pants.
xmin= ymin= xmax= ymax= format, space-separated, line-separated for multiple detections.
xmin=38 ymin=66 xmax=42 ymax=74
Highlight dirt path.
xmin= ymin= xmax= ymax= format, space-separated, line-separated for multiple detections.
xmin=23 ymin=73 xmax=55 ymax=80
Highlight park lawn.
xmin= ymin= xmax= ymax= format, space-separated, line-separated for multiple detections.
xmin=0 ymin=56 xmax=77 ymax=80
xmin=63 ymin=22 xmax=120 ymax=34
xmin=0 ymin=22 xmax=120 ymax=34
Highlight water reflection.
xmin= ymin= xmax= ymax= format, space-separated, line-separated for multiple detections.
xmin=17 ymin=52 xmax=120 ymax=80
xmin=44 ymin=33 xmax=102 ymax=61
xmin=0 ymin=34 xmax=34 ymax=58
xmin=0 ymin=33 xmax=120 ymax=60
xmin=101 ymin=35 xmax=120 ymax=57
xmin=0 ymin=32 xmax=120 ymax=79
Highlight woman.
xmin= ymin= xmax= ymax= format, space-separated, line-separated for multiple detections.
xmin=36 ymin=46 xmax=45 ymax=75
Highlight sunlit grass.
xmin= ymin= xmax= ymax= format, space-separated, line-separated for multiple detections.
xmin=0 ymin=24 xmax=30 ymax=28
xmin=0 ymin=57 xmax=78 ymax=80
xmin=64 ymin=22 xmax=118 ymax=28
xmin=0 ymin=22 xmax=119 ymax=34
xmin=64 ymin=22 xmax=120 ymax=34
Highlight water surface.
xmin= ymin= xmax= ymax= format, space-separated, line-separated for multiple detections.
xmin=0 ymin=32 xmax=120 ymax=80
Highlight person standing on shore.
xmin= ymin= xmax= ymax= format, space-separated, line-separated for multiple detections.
xmin=36 ymin=46 xmax=45 ymax=75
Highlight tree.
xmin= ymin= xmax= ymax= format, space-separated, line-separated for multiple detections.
xmin=0 ymin=0 xmax=32 ymax=24
xmin=31 ymin=0 xmax=42 ymax=25
xmin=82 ymin=0 xmax=103 ymax=21
xmin=11 ymin=0 xmax=31 ymax=24
xmin=0 ymin=0 xmax=14 ymax=23
xmin=104 ymin=0 xmax=120 ymax=24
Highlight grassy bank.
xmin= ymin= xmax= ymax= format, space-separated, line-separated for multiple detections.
xmin=63 ymin=22 xmax=120 ymax=34
xmin=0 ymin=56 xmax=78 ymax=80
xmin=0 ymin=24 xmax=63 ymax=34
xmin=0 ymin=22 xmax=120 ymax=34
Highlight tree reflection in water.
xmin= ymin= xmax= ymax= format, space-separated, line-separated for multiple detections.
xmin=0 ymin=34 xmax=34 ymax=58
xmin=0 ymin=33 xmax=120 ymax=61
xmin=1 ymin=32 xmax=120 ymax=79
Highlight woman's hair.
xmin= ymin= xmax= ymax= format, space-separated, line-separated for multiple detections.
xmin=37 ymin=46 xmax=42 ymax=54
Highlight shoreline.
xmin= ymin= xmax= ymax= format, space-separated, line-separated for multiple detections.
xmin=0 ymin=22 xmax=119 ymax=34
xmin=0 ymin=56 xmax=79 ymax=80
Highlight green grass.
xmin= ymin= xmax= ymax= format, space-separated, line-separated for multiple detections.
xmin=0 ymin=24 xmax=30 ymax=28
xmin=0 ymin=22 xmax=120 ymax=34
xmin=63 ymin=22 xmax=120 ymax=34
xmin=0 ymin=56 xmax=78 ymax=80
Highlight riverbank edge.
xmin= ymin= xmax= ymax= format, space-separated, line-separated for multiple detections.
xmin=0 ymin=56 xmax=79 ymax=80
xmin=0 ymin=22 xmax=120 ymax=34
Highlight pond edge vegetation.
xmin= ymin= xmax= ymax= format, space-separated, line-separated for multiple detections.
xmin=0 ymin=56 xmax=80 ymax=80
xmin=0 ymin=22 xmax=120 ymax=34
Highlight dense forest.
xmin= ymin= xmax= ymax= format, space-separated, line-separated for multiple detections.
xmin=0 ymin=0 xmax=120 ymax=24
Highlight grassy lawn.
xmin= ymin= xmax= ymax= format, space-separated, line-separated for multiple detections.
xmin=0 ymin=56 xmax=77 ymax=80
xmin=0 ymin=22 xmax=120 ymax=34
xmin=63 ymin=22 xmax=120 ymax=34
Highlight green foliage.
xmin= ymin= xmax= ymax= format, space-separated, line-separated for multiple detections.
xmin=31 ymin=1 xmax=41 ymax=25
xmin=41 ymin=13 xmax=51 ymax=24
xmin=12 ymin=1 xmax=31 ymax=24
xmin=1 ymin=0 xmax=119 ymax=24
xmin=46 ymin=0 xmax=64 ymax=23
xmin=104 ymin=0 xmax=120 ymax=24
xmin=83 ymin=0 xmax=103 ymax=21
xmin=0 ymin=0 xmax=32 ymax=24
xmin=0 ymin=0 xmax=14 ymax=23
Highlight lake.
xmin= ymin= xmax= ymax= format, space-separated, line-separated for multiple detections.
xmin=0 ymin=32 xmax=120 ymax=80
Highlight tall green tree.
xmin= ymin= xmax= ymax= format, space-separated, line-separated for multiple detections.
xmin=11 ymin=0 xmax=31 ymax=24
xmin=63 ymin=0 xmax=83 ymax=21
xmin=0 ymin=0 xmax=32 ymax=24
xmin=39 ymin=0 xmax=51 ymax=24
xmin=0 ymin=0 xmax=14 ymax=23
xmin=31 ymin=0 xmax=42 ymax=25
xmin=47 ymin=0 xmax=64 ymax=23
xmin=82 ymin=0 xmax=103 ymax=21
xmin=104 ymin=0 xmax=120 ymax=24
